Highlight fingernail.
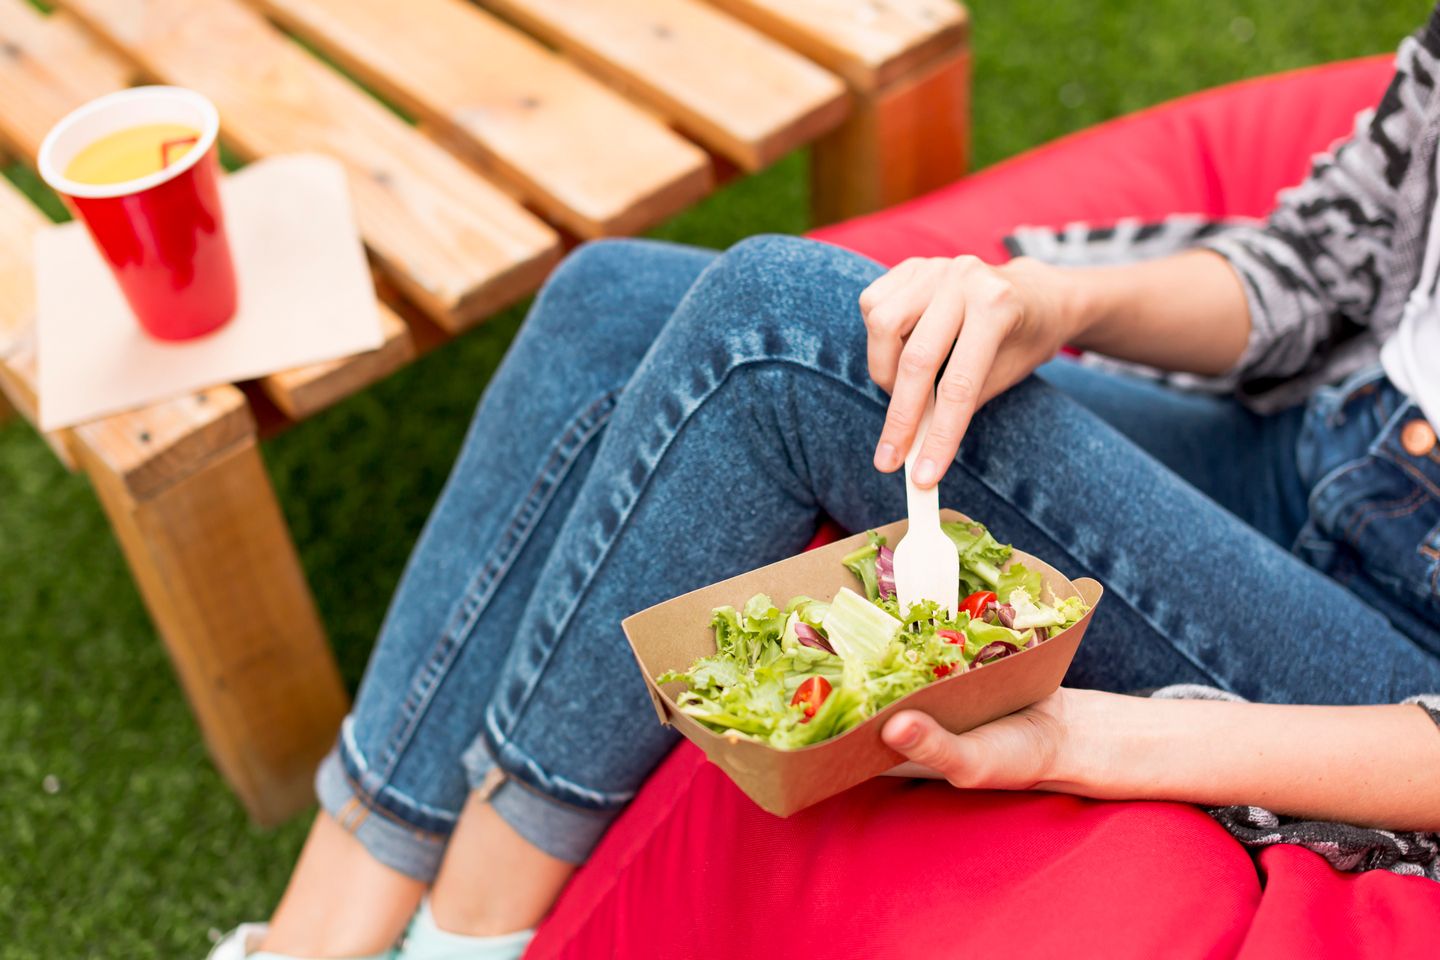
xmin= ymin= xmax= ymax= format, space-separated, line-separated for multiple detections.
xmin=913 ymin=458 xmax=938 ymax=486
xmin=889 ymin=720 xmax=921 ymax=749
xmin=875 ymin=442 xmax=897 ymax=469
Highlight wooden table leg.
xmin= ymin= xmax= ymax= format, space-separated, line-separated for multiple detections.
xmin=72 ymin=388 xmax=348 ymax=826
xmin=810 ymin=44 xmax=971 ymax=226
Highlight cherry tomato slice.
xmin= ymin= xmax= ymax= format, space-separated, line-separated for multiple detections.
xmin=933 ymin=663 xmax=955 ymax=678
xmin=960 ymin=590 xmax=997 ymax=621
xmin=791 ymin=676 xmax=832 ymax=723
xmin=936 ymin=629 xmax=965 ymax=645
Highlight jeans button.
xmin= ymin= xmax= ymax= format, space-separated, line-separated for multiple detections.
xmin=1402 ymin=419 xmax=1437 ymax=457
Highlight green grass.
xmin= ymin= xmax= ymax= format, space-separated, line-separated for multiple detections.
xmin=1 ymin=1 xmax=1430 ymax=955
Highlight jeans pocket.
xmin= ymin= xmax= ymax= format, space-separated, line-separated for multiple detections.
xmin=1296 ymin=366 xmax=1391 ymax=490
xmin=1301 ymin=403 xmax=1440 ymax=623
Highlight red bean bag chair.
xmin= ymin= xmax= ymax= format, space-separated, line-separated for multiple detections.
xmin=529 ymin=56 xmax=1440 ymax=959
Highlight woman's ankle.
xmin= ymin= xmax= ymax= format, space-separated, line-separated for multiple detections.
xmin=261 ymin=813 xmax=425 ymax=957
xmin=425 ymin=796 xmax=574 ymax=937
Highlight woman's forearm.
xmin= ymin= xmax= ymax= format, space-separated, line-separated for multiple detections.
xmin=1023 ymin=249 xmax=1252 ymax=377
xmin=1055 ymin=690 xmax=1440 ymax=831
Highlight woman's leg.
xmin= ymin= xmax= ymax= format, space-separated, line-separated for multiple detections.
xmin=1035 ymin=358 xmax=1311 ymax=548
xmin=444 ymin=235 xmax=1440 ymax=899
xmin=261 ymin=239 xmax=717 ymax=956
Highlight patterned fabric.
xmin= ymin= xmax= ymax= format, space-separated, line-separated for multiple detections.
xmin=1147 ymin=684 xmax=1440 ymax=881
xmin=1006 ymin=5 xmax=1440 ymax=414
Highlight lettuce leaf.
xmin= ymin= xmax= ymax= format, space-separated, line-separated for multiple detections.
xmin=941 ymin=521 xmax=1011 ymax=593
xmin=660 ymin=517 xmax=1089 ymax=749
xmin=996 ymin=562 xmax=1042 ymax=602
xmin=841 ymin=531 xmax=887 ymax=600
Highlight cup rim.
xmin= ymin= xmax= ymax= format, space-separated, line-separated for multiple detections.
xmin=37 ymin=86 xmax=222 ymax=200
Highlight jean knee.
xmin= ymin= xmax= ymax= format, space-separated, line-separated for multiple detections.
xmin=675 ymin=234 xmax=884 ymax=351
xmin=526 ymin=238 xmax=712 ymax=346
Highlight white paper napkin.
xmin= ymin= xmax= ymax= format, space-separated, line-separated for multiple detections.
xmin=36 ymin=153 xmax=383 ymax=430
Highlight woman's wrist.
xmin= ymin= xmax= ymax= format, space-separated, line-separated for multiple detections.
xmin=999 ymin=256 xmax=1101 ymax=348
xmin=1042 ymin=687 xmax=1140 ymax=795
xmin=1043 ymin=691 xmax=1440 ymax=829
xmin=1012 ymin=249 xmax=1251 ymax=375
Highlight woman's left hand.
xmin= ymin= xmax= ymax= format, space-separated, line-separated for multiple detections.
xmin=880 ymin=688 xmax=1440 ymax=832
xmin=881 ymin=688 xmax=1085 ymax=792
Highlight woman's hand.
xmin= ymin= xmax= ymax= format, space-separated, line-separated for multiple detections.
xmin=859 ymin=249 xmax=1257 ymax=489
xmin=881 ymin=688 xmax=1082 ymax=792
xmin=880 ymin=689 xmax=1440 ymax=831
xmin=859 ymin=255 xmax=1080 ymax=487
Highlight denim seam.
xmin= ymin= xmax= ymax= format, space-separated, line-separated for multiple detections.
xmin=333 ymin=758 xmax=451 ymax=840
xmin=371 ymin=390 xmax=621 ymax=785
xmin=1389 ymin=454 xmax=1440 ymax=503
xmin=485 ymin=358 xmax=858 ymax=803
xmin=338 ymin=717 xmax=460 ymax=828
xmin=1306 ymin=455 xmax=1387 ymax=535
xmin=1328 ymin=367 xmax=1388 ymax=427
xmin=1344 ymin=486 xmax=1428 ymax=542
xmin=497 ymin=766 xmax=616 ymax=820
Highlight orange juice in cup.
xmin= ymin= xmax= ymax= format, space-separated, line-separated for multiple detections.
xmin=62 ymin=123 xmax=203 ymax=185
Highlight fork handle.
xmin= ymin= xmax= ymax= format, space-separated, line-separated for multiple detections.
xmin=904 ymin=389 xmax=942 ymax=531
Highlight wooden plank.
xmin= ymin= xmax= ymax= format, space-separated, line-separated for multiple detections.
xmin=0 ymin=4 xmax=136 ymax=161
xmin=259 ymin=303 xmax=413 ymax=419
xmin=482 ymin=0 xmax=849 ymax=171
xmin=702 ymin=0 xmax=968 ymax=92
xmin=72 ymin=384 xmax=253 ymax=499
xmin=811 ymin=43 xmax=969 ymax=224
xmin=76 ymin=426 xmax=347 ymax=826
xmin=55 ymin=0 xmax=561 ymax=330
xmin=251 ymin=0 xmax=713 ymax=238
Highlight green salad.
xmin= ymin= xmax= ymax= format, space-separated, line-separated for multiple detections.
xmin=657 ymin=519 xmax=1088 ymax=749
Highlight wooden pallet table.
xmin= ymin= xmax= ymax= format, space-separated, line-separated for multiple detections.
xmin=0 ymin=0 xmax=970 ymax=824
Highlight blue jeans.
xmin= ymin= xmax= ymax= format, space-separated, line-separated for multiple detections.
xmin=316 ymin=236 xmax=1440 ymax=878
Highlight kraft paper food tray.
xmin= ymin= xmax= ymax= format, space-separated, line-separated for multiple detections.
xmin=622 ymin=509 xmax=1104 ymax=817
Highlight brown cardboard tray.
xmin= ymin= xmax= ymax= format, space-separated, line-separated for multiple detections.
xmin=622 ymin=510 xmax=1103 ymax=816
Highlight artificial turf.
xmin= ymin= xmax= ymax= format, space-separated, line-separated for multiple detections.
xmin=1 ymin=1 xmax=1431 ymax=955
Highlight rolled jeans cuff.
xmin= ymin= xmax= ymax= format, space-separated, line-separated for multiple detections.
xmin=461 ymin=738 xmax=618 ymax=865
xmin=315 ymin=748 xmax=450 ymax=883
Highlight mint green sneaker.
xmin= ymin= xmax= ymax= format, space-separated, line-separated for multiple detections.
xmin=207 ymin=924 xmax=397 ymax=960
xmin=396 ymin=900 xmax=532 ymax=960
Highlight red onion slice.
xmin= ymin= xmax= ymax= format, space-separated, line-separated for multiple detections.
xmin=995 ymin=603 xmax=1016 ymax=629
xmin=794 ymin=621 xmax=835 ymax=655
xmin=973 ymin=640 xmax=1020 ymax=665
xmin=876 ymin=544 xmax=896 ymax=600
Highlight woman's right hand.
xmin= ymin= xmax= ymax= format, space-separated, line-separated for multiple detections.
xmin=859 ymin=255 xmax=1081 ymax=488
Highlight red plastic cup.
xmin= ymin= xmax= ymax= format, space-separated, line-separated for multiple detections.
xmin=38 ymin=86 xmax=238 ymax=341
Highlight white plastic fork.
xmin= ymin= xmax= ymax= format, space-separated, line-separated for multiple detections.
xmin=891 ymin=389 xmax=960 ymax=618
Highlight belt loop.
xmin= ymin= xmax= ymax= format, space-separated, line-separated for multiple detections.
xmin=476 ymin=766 xmax=508 ymax=802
